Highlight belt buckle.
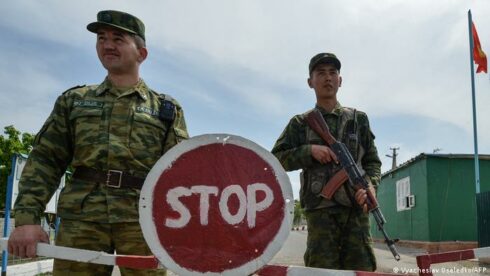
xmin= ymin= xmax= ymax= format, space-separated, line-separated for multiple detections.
xmin=106 ymin=170 xmax=123 ymax=188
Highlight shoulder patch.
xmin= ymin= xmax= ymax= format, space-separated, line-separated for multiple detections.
xmin=62 ymin=85 xmax=86 ymax=95
xmin=158 ymin=93 xmax=176 ymax=121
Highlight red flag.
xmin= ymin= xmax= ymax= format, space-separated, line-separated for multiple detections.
xmin=472 ymin=22 xmax=487 ymax=73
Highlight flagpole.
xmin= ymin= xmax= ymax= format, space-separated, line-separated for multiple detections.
xmin=468 ymin=9 xmax=481 ymax=194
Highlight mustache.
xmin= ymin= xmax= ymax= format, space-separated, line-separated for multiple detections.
xmin=103 ymin=51 xmax=119 ymax=56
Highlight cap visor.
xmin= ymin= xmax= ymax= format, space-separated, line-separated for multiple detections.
xmin=86 ymin=22 xmax=137 ymax=36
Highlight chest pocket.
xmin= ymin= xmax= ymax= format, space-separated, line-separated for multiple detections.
xmin=69 ymin=108 xmax=103 ymax=146
xmin=130 ymin=112 xmax=167 ymax=151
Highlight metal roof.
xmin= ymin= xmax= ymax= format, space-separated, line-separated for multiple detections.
xmin=382 ymin=153 xmax=490 ymax=177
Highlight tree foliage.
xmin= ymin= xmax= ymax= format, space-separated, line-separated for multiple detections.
xmin=0 ymin=125 xmax=35 ymax=209
xmin=293 ymin=199 xmax=305 ymax=226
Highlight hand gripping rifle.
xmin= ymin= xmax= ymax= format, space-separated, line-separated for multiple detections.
xmin=305 ymin=109 xmax=401 ymax=261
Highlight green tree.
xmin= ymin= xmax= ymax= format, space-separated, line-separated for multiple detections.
xmin=0 ymin=125 xmax=35 ymax=209
xmin=293 ymin=199 xmax=305 ymax=226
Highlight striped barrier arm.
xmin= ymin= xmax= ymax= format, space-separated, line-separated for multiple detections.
xmin=256 ymin=264 xmax=401 ymax=276
xmin=1 ymin=238 xmax=403 ymax=275
xmin=0 ymin=238 xmax=162 ymax=270
xmin=416 ymin=246 xmax=490 ymax=276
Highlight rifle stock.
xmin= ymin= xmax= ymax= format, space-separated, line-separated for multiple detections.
xmin=304 ymin=109 xmax=401 ymax=261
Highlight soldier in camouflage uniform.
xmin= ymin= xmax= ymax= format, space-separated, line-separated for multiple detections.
xmin=8 ymin=10 xmax=189 ymax=275
xmin=271 ymin=53 xmax=381 ymax=271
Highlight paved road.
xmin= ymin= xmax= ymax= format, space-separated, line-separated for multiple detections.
xmin=114 ymin=230 xmax=490 ymax=275
xmin=265 ymin=230 xmax=489 ymax=275
xmin=268 ymin=229 xmax=307 ymax=266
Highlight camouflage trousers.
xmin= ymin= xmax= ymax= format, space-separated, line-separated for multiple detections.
xmin=303 ymin=206 xmax=376 ymax=271
xmin=53 ymin=219 xmax=166 ymax=276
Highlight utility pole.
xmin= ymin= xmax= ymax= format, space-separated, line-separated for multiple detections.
xmin=386 ymin=147 xmax=399 ymax=170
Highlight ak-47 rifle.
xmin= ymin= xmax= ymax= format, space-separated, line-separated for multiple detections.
xmin=305 ymin=109 xmax=401 ymax=261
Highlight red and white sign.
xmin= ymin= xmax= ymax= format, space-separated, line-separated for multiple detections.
xmin=416 ymin=247 xmax=490 ymax=276
xmin=139 ymin=134 xmax=293 ymax=275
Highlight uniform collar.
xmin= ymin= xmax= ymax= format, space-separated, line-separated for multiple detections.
xmin=95 ymin=78 xmax=149 ymax=101
xmin=315 ymin=101 xmax=343 ymax=116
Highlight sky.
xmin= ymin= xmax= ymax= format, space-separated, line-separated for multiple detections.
xmin=1 ymin=0 xmax=490 ymax=200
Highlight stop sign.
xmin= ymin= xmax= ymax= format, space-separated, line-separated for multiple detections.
xmin=139 ymin=134 xmax=293 ymax=275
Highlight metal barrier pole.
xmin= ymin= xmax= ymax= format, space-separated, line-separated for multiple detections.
xmin=2 ymin=154 xmax=17 ymax=276
xmin=55 ymin=216 xmax=61 ymax=236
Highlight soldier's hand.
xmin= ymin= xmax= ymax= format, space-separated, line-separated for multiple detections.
xmin=355 ymin=186 xmax=376 ymax=213
xmin=311 ymin=145 xmax=338 ymax=164
xmin=8 ymin=225 xmax=49 ymax=258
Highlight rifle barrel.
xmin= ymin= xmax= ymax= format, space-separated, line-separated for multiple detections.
xmin=379 ymin=226 xmax=401 ymax=261
xmin=373 ymin=208 xmax=400 ymax=261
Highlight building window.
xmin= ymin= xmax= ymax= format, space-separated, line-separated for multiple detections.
xmin=396 ymin=177 xmax=411 ymax=211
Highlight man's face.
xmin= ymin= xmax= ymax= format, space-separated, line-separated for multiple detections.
xmin=308 ymin=63 xmax=342 ymax=100
xmin=96 ymin=27 xmax=146 ymax=74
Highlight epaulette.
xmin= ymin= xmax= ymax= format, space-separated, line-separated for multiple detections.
xmin=299 ymin=108 xmax=316 ymax=124
xmin=301 ymin=108 xmax=315 ymax=118
xmin=62 ymin=85 xmax=86 ymax=95
xmin=160 ymin=93 xmax=175 ymax=103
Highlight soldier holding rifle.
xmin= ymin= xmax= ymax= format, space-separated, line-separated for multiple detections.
xmin=272 ymin=53 xmax=381 ymax=271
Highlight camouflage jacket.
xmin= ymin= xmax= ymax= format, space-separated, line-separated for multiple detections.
xmin=14 ymin=78 xmax=189 ymax=226
xmin=271 ymin=103 xmax=381 ymax=200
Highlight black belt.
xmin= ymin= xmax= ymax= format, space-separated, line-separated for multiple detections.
xmin=73 ymin=167 xmax=145 ymax=189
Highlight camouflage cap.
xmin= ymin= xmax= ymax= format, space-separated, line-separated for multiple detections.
xmin=87 ymin=10 xmax=145 ymax=41
xmin=309 ymin=53 xmax=341 ymax=74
